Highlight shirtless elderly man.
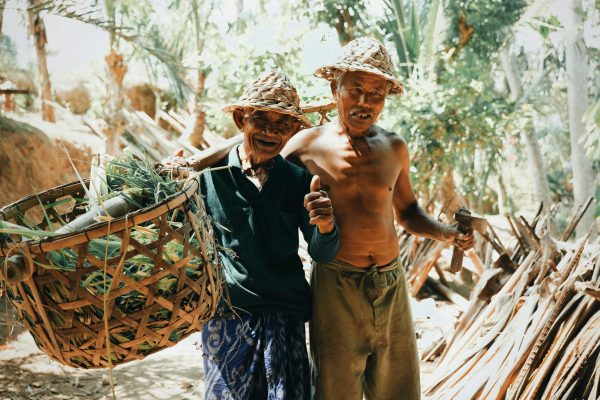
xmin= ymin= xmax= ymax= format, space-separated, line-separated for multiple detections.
xmin=282 ymin=38 xmax=474 ymax=400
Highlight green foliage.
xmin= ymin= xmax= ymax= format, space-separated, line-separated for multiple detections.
xmin=0 ymin=35 xmax=18 ymax=71
xmin=307 ymin=0 xmax=519 ymax=210
xmin=535 ymin=15 xmax=560 ymax=39
xmin=106 ymin=152 xmax=184 ymax=208
xmin=582 ymin=100 xmax=600 ymax=162
xmin=206 ymin=43 xmax=309 ymax=136
xmin=308 ymin=0 xmax=369 ymax=44
xmin=445 ymin=0 xmax=527 ymax=60
xmin=547 ymin=168 xmax=572 ymax=203
xmin=378 ymin=0 xmax=423 ymax=77
xmin=9 ymin=0 xmax=595 ymax=217
xmin=382 ymin=60 xmax=512 ymax=205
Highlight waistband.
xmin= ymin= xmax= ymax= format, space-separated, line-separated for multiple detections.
xmin=318 ymin=257 xmax=401 ymax=273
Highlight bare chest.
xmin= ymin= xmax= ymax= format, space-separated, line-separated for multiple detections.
xmin=323 ymin=137 xmax=400 ymax=189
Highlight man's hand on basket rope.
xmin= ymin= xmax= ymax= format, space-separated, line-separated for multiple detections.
xmin=156 ymin=149 xmax=191 ymax=178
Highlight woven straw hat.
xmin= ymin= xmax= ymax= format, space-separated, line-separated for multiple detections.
xmin=315 ymin=37 xmax=403 ymax=95
xmin=224 ymin=70 xmax=311 ymax=127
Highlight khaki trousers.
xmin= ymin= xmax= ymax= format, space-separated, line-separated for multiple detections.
xmin=310 ymin=258 xmax=420 ymax=400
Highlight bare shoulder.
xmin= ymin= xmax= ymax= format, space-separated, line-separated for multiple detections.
xmin=373 ymin=125 xmax=408 ymax=155
xmin=281 ymin=125 xmax=323 ymax=157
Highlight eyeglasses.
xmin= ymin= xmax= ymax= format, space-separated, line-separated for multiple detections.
xmin=245 ymin=111 xmax=301 ymax=135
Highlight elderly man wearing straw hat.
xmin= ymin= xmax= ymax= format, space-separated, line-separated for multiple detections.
xmin=282 ymin=38 xmax=474 ymax=399
xmin=164 ymin=71 xmax=339 ymax=399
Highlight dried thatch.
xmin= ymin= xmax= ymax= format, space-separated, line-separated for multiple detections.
xmin=422 ymin=201 xmax=599 ymax=400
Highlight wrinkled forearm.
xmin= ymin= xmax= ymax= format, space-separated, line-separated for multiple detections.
xmin=397 ymin=202 xmax=451 ymax=241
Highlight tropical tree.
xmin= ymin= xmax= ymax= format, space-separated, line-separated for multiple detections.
xmin=382 ymin=0 xmax=525 ymax=214
xmin=379 ymin=0 xmax=424 ymax=78
xmin=309 ymin=0 xmax=368 ymax=45
xmin=14 ymin=0 xmax=197 ymax=154
xmin=101 ymin=0 xmax=132 ymax=156
xmin=1 ymin=0 xmax=5 ymax=33
xmin=188 ymin=1 xmax=211 ymax=149
xmin=27 ymin=0 xmax=56 ymax=122
xmin=165 ymin=0 xmax=216 ymax=149
xmin=496 ymin=2 xmax=554 ymax=214
xmin=563 ymin=0 xmax=597 ymax=238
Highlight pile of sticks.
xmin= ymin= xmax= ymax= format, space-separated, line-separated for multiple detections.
xmin=422 ymin=199 xmax=599 ymax=400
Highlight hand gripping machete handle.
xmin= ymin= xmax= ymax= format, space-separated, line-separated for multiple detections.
xmin=449 ymin=208 xmax=471 ymax=273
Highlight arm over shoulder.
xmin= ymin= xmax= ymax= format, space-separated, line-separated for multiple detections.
xmin=281 ymin=127 xmax=320 ymax=159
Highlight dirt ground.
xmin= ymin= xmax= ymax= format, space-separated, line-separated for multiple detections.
xmin=0 ymin=289 xmax=455 ymax=400
xmin=0 ymin=305 xmax=205 ymax=400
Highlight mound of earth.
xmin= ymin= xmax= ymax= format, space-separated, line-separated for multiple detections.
xmin=0 ymin=116 xmax=98 ymax=208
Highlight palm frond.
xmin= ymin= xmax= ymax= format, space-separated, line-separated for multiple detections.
xmin=417 ymin=0 xmax=447 ymax=76
xmin=138 ymin=31 xmax=191 ymax=104
xmin=382 ymin=0 xmax=421 ymax=77
xmin=25 ymin=0 xmax=128 ymax=34
xmin=17 ymin=0 xmax=196 ymax=104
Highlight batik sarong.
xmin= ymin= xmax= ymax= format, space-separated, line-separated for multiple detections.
xmin=201 ymin=312 xmax=309 ymax=400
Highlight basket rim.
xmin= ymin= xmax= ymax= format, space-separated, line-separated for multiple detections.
xmin=0 ymin=177 xmax=200 ymax=256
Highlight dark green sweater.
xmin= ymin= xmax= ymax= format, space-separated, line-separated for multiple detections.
xmin=200 ymin=146 xmax=339 ymax=320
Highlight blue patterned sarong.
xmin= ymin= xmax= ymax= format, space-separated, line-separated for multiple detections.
xmin=201 ymin=312 xmax=309 ymax=400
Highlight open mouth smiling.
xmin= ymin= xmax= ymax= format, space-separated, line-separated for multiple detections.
xmin=350 ymin=111 xmax=372 ymax=121
xmin=255 ymin=137 xmax=279 ymax=148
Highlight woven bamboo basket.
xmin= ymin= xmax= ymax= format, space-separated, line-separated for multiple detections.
xmin=0 ymin=177 xmax=221 ymax=369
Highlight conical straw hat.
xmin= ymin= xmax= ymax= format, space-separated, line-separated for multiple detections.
xmin=315 ymin=37 xmax=403 ymax=95
xmin=224 ymin=70 xmax=311 ymax=127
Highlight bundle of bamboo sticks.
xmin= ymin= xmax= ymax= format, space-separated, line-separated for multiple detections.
xmin=423 ymin=201 xmax=599 ymax=400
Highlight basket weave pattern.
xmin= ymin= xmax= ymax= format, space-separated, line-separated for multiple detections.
xmin=0 ymin=179 xmax=221 ymax=368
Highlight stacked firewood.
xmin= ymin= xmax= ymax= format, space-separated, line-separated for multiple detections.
xmin=421 ymin=199 xmax=599 ymax=400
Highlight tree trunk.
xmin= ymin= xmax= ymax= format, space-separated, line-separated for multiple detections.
xmin=27 ymin=1 xmax=55 ymax=123
xmin=499 ymin=46 xmax=522 ymax=101
xmin=0 ymin=0 xmax=6 ymax=34
xmin=190 ymin=69 xmax=207 ymax=149
xmin=188 ymin=1 xmax=211 ymax=149
xmin=334 ymin=7 xmax=354 ymax=46
xmin=523 ymin=122 xmax=553 ymax=209
xmin=564 ymin=0 xmax=597 ymax=238
xmin=103 ymin=48 xmax=127 ymax=156
xmin=500 ymin=44 xmax=554 ymax=214
xmin=419 ymin=0 xmax=441 ymax=78
xmin=496 ymin=173 xmax=512 ymax=215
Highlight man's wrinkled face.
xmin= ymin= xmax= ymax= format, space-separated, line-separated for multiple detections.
xmin=332 ymin=71 xmax=390 ymax=136
xmin=233 ymin=108 xmax=301 ymax=163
